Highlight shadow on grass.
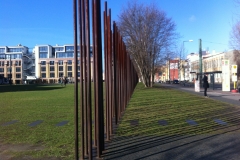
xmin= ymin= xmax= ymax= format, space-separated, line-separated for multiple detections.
xmin=102 ymin=108 xmax=240 ymax=160
xmin=0 ymin=84 xmax=63 ymax=93
xmin=101 ymin=84 xmax=240 ymax=160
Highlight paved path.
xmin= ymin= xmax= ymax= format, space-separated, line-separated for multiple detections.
xmin=163 ymin=83 xmax=240 ymax=106
xmin=102 ymin=83 xmax=240 ymax=160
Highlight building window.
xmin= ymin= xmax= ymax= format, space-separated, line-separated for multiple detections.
xmin=0 ymin=62 xmax=1 ymax=66
xmin=11 ymin=54 xmax=22 ymax=59
xmin=41 ymin=73 xmax=46 ymax=78
xmin=56 ymin=52 xmax=74 ymax=58
xmin=7 ymin=61 xmax=9 ymax=66
xmin=1 ymin=61 xmax=4 ymax=66
xmin=50 ymin=61 xmax=54 ymax=65
xmin=41 ymin=61 xmax=46 ymax=65
xmin=32 ymin=66 xmax=35 ymax=72
xmin=39 ymin=46 xmax=48 ymax=52
xmin=59 ymin=72 xmax=63 ymax=77
xmin=39 ymin=53 xmax=48 ymax=58
xmin=8 ymin=48 xmax=23 ymax=52
xmin=16 ymin=74 xmax=21 ymax=78
xmin=67 ymin=52 xmax=74 ymax=57
xmin=7 ymin=68 xmax=11 ymax=72
xmin=19 ymin=61 xmax=21 ymax=66
xmin=0 ymin=48 xmax=5 ymax=53
xmin=59 ymin=66 xmax=63 ymax=71
xmin=78 ymin=72 xmax=80 ymax=77
xmin=58 ymin=60 xmax=63 ymax=65
xmin=68 ymin=66 xmax=72 ymax=71
xmin=0 ymin=68 xmax=4 ymax=72
xmin=56 ymin=53 xmax=66 ymax=58
xmin=8 ymin=74 xmax=12 ymax=78
xmin=41 ymin=67 xmax=46 ymax=72
xmin=55 ymin=47 xmax=64 ymax=51
xmin=0 ymin=54 xmax=5 ymax=59
xmin=50 ymin=73 xmax=55 ymax=78
xmin=68 ymin=72 xmax=72 ymax=77
xmin=67 ymin=60 xmax=72 ymax=65
xmin=6 ymin=55 xmax=11 ymax=59
xmin=66 ymin=46 xmax=74 ymax=51
xmin=50 ymin=66 xmax=54 ymax=71
xmin=16 ymin=67 xmax=21 ymax=72
xmin=78 ymin=66 xmax=80 ymax=71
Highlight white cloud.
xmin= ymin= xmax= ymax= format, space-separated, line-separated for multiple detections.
xmin=189 ymin=15 xmax=196 ymax=22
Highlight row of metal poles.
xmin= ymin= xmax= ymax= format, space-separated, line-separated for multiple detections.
xmin=73 ymin=0 xmax=138 ymax=159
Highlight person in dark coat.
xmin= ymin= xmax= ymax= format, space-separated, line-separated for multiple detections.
xmin=64 ymin=77 xmax=68 ymax=87
xmin=202 ymin=74 xmax=209 ymax=97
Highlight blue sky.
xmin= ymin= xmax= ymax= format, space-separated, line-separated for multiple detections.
xmin=0 ymin=0 xmax=239 ymax=56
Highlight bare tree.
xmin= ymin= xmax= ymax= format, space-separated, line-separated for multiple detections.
xmin=230 ymin=21 xmax=240 ymax=50
xmin=229 ymin=22 xmax=240 ymax=77
xmin=229 ymin=0 xmax=240 ymax=77
xmin=117 ymin=1 xmax=178 ymax=87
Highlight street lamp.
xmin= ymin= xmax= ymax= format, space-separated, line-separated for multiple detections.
xmin=182 ymin=40 xmax=193 ymax=81
xmin=183 ymin=40 xmax=193 ymax=58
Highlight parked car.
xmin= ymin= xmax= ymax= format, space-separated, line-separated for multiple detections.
xmin=173 ymin=80 xmax=179 ymax=84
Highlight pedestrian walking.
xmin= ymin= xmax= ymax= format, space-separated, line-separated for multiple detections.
xmin=63 ymin=77 xmax=68 ymax=87
xmin=60 ymin=77 xmax=63 ymax=86
xmin=202 ymin=74 xmax=209 ymax=97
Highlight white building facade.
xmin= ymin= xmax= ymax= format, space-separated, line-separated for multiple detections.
xmin=33 ymin=44 xmax=93 ymax=83
xmin=186 ymin=50 xmax=238 ymax=83
xmin=0 ymin=45 xmax=34 ymax=84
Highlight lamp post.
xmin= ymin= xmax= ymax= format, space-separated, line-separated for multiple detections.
xmin=199 ymin=39 xmax=202 ymax=87
xmin=182 ymin=40 xmax=193 ymax=81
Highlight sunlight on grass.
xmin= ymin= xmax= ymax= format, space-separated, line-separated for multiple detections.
xmin=0 ymin=83 xmax=239 ymax=159
xmin=116 ymin=83 xmax=240 ymax=137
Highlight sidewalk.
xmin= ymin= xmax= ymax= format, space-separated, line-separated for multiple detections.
xmin=102 ymin=83 xmax=240 ymax=160
xmin=162 ymin=83 xmax=240 ymax=106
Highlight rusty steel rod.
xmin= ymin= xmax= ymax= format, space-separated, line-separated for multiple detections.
xmin=78 ymin=0 xmax=85 ymax=158
xmin=81 ymin=0 xmax=88 ymax=157
xmin=92 ymin=0 xmax=97 ymax=148
xmin=92 ymin=0 xmax=97 ymax=147
xmin=108 ymin=9 xmax=113 ymax=136
xmin=85 ymin=0 xmax=93 ymax=159
xmin=73 ymin=0 xmax=79 ymax=159
xmin=93 ymin=0 xmax=105 ymax=157
xmin=103 ymin=2 xmax=109 ymax=142
xmin=113 ymin=22 xmax=118 ymax=125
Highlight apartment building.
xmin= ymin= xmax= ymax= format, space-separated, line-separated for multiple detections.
xmin=33 ymin=44 xmax=93 ymax=83
xmin=187 ymin=52 xmax=224 ymax=82
xmin=161 ymin=50 xmax=240 ymax=83
xmin=0 ymin=45 xmax=34 ymax=84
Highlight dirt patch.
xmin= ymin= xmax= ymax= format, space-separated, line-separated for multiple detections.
xmin=0 ymin=142 xmax=46 ymax=160
xmin=0 ymin=153 xmax=13 ymax=160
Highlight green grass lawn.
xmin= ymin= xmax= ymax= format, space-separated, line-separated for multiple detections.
xmin=0 ymin=83 xmax=239 ymax=159
xmin=116 ymin=84 xmax=240 ymax=137
xmin=0 ymin=84 xmax=76 ymax=159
